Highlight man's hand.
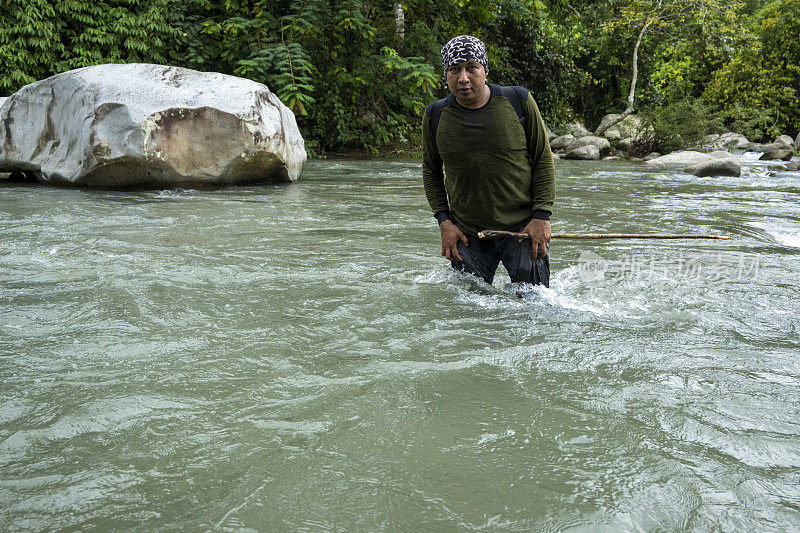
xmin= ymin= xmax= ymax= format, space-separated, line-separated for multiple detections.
xmin=440 ymin=220 xmax=468 ymax=262
xmin=521 ymin=219 xmax=551 ymax=258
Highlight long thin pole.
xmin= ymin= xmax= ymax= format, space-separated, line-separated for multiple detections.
xmin=477 ymin=230 xmax=730 ymax=240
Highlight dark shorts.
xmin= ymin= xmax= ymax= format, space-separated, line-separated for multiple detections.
xmin=451 ymin=233 xmax=550 ymax=287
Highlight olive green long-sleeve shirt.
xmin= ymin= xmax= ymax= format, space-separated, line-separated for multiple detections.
xmin=422 ymin=84 xmax=555 ymax=236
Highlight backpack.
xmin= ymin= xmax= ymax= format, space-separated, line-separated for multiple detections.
xmin=425 ymin=84 xmax=530 ymax=146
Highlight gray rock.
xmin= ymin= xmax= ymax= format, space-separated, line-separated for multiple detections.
xmin=630 ymin=157 xmax=645 ymax=163
xmin=710 ymin=150 xmax=739 ymax=160
xmin=596 ymin=113 xmax=644 ymax=140
xmin=0 ymin=64 xmax=306 ymax=188
xmin=617 ymin=137 xmax=633 ymax=148
xmin=0 ymin=97 xmax=7 ymax=109
xmin=786 ymin=161 xmax=800 ymax=171
xmin=645 ymin=151 xmax=714 ymax=168
xmin=643 ymin=152 xmax=661 ymax=161
xmin=564 ymin=144 xmax=600 ymax=160
xmin=748 ymin=142 xmax=790 ymax=153
xmin=768 ymin=163 xmax=789 ymax=171
xmin=684 ymin=157 xmax=741 ymax=177
xmin=550 ymin=134 xmax=575 ymax=150
xmin=602 ymin=155 xmax=620 ymax=161
xmin=775 ymin=135 xmax=794 ymax=146
xmin=712 ymin=132 xmax=750 ymax=150
xmin=795 ymin=133 xmax=800 ymax=150
xmin=565 ymin=135 xmax=611 ymax=157
xmin=569 ymin=122 xmax=591 ymax=138
xmin=759 ymin=146 xmax=793 ymax=161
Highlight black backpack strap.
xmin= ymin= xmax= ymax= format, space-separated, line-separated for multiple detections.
xmin=497 ymin=84 xmax=529 ymax=126
xmin=425 ymin=93 xmax=455 ymax=145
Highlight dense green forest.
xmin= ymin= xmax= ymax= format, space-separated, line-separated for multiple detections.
xmin=1 ymin=0 xmax=798 ymax=154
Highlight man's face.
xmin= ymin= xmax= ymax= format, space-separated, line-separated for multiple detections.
xmin=445 ymin=61 xmax=487 ymax=107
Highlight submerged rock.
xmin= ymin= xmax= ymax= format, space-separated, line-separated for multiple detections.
xmin=684 ymin=156 xmax=741 ymax=177
xmin=564 ymin=144 xmax=600 ymax=160
xmin=0 ymin=64 xmax=306 ymax=188
xmin=645 ymin=151 xmax=714 ymax=168
xmin=643 ymin=152 xmax=661 ymax=161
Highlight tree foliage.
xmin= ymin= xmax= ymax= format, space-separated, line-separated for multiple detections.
xmin=703 ymin=0 xmax=800 ymax=138
xmin=0 ymin=0 xmax=796 ymax=152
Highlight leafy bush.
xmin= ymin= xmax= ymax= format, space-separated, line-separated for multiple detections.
xmin=629 ymin=98 xmax=724 ymax=156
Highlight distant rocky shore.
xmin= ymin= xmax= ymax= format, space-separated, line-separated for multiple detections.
xmin=546 ymin=114 xmax=800 ymax=177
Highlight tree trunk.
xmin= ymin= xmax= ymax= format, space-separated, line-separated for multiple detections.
xmin=394 ymin=3 xmax=405 ymax=40
xmin=595 ymin=18 xmax=651 ymax=137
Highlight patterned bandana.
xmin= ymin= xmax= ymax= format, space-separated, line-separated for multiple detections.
xmin=441 ymin=35 xmax=489 ymax=74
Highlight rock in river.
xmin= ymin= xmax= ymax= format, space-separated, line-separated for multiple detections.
xmin=645 ymin=151 xmax=714 ymax=169
xmin=0 ymin=64 xmax=306 ymax=188
xmin=564 ymin=144 xmax=600 ymax=160
xmin=758 ymin=145 xmax=793 ymax=161
xmin=684 ymin=155 xmax=741 ymax=177
xmin=550 ymin=134 xmax=575 ymax=151
xmin=565 ymin=135 xmax=610 ymax=158
xmin=596 ymin=113 xmax=643 ymax=141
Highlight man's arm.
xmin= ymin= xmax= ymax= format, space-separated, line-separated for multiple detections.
xmin=522 ymin=93 xmax=556 ymax=258
xmin=422 ymin=111 xmax=448 ymax=217
xmin=422 ymin=111 xmax=468 ymax=261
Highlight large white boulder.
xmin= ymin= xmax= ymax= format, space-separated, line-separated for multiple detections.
xmin=645 ymin=151 xmax=715 ymax=169
xmin=0 ymin=64 xmax=306 ymax=188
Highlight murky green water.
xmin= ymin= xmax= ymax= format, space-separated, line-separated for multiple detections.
xmin=2 ymin=158 xmax=799 ymax=531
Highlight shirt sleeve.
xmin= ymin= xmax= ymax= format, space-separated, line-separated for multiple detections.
xmin=422 ymin=111 xmax=449 ymax=217
xmin=524 ymin=93 xmax=555 ymax=218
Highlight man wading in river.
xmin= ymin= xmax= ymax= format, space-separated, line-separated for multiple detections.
xmin=422 ymin=35 xmax=556 ymax=287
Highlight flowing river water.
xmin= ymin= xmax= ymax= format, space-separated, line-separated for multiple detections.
xmin=1 ymin=157 xmax=799 ymax=531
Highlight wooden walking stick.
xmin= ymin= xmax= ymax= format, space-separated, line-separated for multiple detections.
xmin=477 ymin=230 xmax=730 ymax=240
